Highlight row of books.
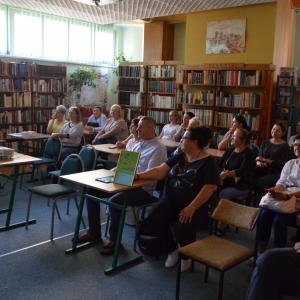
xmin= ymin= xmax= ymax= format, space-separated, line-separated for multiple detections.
xmin=32 ymin=64 xmax=66 ymax=78
xmin=147 ymin=110 xmax=182 ymax=124
xmin=277 ymin=87 xmax=292 ymax=105
xmin=33 ymin=94 xmax=58 ymax=107
xmin=119 ymin=66 xmax=146 ymax=77
xmin=218 ymin=70 xmax=262 ymax=86
xmin=214 ymin=110 xmax=240 ymax=127
xmin=185 ymin=70 xmax=215 ymax=85
xmin=176 ymin=90 xmax=214 ymax=105
xmin=0 ymin=92 xmax=31 ymax=107
xmin=121 ymin=108 xmax=141 ymax=120
xmin=0 ymin=78 xmax=31 ymax=91
xmin=148 ymin=81 xmax=177 ymax=93
xmin=148 ymin=65 xmax=176 ymax=78
xmin=0 ymin=61 xmax=31 ymax=76
xmin=216 ymin=92 xmax=261 ymax=108
xmin=0 ymin=110 xmax=32 ymax=123
xmin=33 ymin=110 xmax=52 ymax=122
xmin=32 ymin=79 xmax=68 ymax=93
xmin=148 ymin=95 xmax=176 ymax=108
xmin=183 ymin=108 xmax=213 ymax=126
xmin=119 ymin=92 xmax=145 ymax=106
xmin=119 ymin=78 xmax=145 ymax=92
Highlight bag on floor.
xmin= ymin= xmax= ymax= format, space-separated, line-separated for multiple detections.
xmin=137 ymin=218 xmax=165 ymax=257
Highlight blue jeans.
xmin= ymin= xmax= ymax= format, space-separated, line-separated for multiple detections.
xmin=259 ymin=208 xmax=297 ymax=248
xmin=96 ymin=137 xmax=117 ymax=145
xmin=219 ymin=187 xmax=251 ymax=200
xmin=86 ymin=186 xmax=151 ymax=240
xmin=257 ymin=174 xmax=280 ymax=199
xmin=246 ymin=248 xmax=300 ymax=300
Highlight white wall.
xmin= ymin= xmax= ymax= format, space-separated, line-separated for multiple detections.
xmin=173 ymin=23 xmax=186 ymax=61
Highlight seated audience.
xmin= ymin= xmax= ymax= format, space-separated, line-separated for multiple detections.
xmin=50 ymin=106 xmax=83 ymax=166
xmin=92 ymin=104 xmax=128 ymax=145
xmin=218 ymin=114 xmax=250 ymax=150
xmin=116 ymin=118 xmax=139 ymax=150
xmin=247 ymin=134 xmax=300 ymax=265
xmin=256 ymin=122 xmax=289 ymax=199
xmin=46 ymin=105 xmax=68 ymax=134
xmin=77 ymin=117 xmax=167 ymax=255
xmin=173 ymin=112 xmax=195 ymax=142
xmin=136 ymin=126 xmax=219 ymax=272
xmin=158 ymin=110 xmax=180 ymax=140
xmin=245 ymin=243 xmax=300 ymax=300
xmin=85 ymin=105 xmax=107 ymax=132
xmin=216 ymin=128 xmax=255 ymax=236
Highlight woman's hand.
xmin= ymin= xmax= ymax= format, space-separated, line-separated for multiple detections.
xmin=51 ymin=113 xmax=57 ymax=120
xmin=294 ymin=242 xmax=300 ymax=253
xmin=219 ymin=172 xmax=227 ymax=182
xmin=92 ymin=138 xmax=97 ymax=145
xmin=85 ymin=126 xmax=94 ymax=131
xmin=51 ymin=133 xmax=59 ymax=140
xmin=179 ymin=206 xmax=195 ymax=223
xmin=256 ymin=156 xmax=265 ymax=162
xmin=271 ymin=191 xmax=290 ymax=200
xmin=256 ymin=161 xmax=265 ymax=168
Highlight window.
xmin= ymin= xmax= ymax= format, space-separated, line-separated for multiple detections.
xmin=69 ymin=23 xmax=91 ymax=62
xmin=95 ymin=29 xmax=114 ymax=65
xmin=14 ymin=13 xmax=42 ymax=57
xmin=44 ymin=18 xmax=68 ymax=60
xmin=0 ymin=8 xmax=5 ymax=54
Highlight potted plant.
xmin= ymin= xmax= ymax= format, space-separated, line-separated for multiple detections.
xmin=66 ymin=67 xmax=98 ymax=108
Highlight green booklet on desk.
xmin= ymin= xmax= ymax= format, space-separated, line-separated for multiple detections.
xmin=96 ymin=150 xmax=140 ymax=186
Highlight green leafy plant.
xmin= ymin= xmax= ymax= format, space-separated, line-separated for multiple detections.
xmin=67 ymin=67 xmax=98 ymax=107
xmin=111 ymin=50 xmax=133 ymax=94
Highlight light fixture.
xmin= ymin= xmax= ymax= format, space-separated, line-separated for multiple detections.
xmin=73 ymin=0 xmax=122 ymax=6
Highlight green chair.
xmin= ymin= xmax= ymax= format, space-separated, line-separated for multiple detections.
xmin=26 ymin=154 xmax=85 ymax=240
xmin=20 ymin=137 xmax=62 ymax=187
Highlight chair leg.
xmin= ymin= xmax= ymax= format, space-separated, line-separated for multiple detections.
xmin=55 ymin=203 xmax=61 ymax=220
xmin=26 ymin=193 xmax=33 ymax=229
xmin=176 ymin=253 xmax=182 ymax=300
xmin=104 ymin=214 xmax=109 ymax=238
xmin=218 ymin=272 xmax=224 ymax=300
xmin=51 ymin=199 xmax=57 ymax=240
xmin=132 ymin=206 xmax=137 ymax=225
xmin=133 ymin=207 xmax=143 ymax=251
xmin=205 ymin=266 xmax=209 ymax=283
xmin=73 ymin=196 xmax=86 ymax=229
xmin=20 ymin=165 xmax=25 ymax=189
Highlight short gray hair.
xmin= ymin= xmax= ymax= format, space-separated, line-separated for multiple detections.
xmin=140 ymin=116 xmax=156 ymax=129
xmin=56 ymin=105 xmax=67 ymax=115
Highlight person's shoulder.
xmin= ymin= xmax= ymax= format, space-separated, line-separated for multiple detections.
xmin=150 ymin=138 xmax=166 ymax=148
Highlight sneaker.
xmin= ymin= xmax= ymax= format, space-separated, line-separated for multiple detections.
xmin=165 ymin=249 xmax=178 ymax=268
xmin=181 ymin=259 xmax=191 ymax=272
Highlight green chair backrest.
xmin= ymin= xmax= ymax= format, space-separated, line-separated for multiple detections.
xmin=44 ymin=138 xmax=62 ymax=161
xmin=79 ymin=145 xmax=97 ymax=171
xmin=60 ymin=154 xmax=84 ymax=176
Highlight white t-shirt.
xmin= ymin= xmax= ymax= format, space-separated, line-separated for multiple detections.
xmin=126 ymin=138 xmax=139 ymax=151
xmin=162 ymin=124 xmax=180 ymax=140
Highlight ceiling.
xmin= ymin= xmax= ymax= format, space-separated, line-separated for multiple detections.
xmin=1 ymin=0 xmax=282 ymax=24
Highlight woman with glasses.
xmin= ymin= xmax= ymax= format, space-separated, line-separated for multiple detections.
xmin=134 ymin=126 xmax=219 ymax=272
xmin=46 ymin=105 xmax=68 ymax=134
xmin=216 ymin=128 xmax=255 ymax=236
xmin=247 ymin=134 xmax=300 ymax=266
xmin=256 ymin=122 xmax=289 ymax=199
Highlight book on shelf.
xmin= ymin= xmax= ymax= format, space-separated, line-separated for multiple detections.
xmin=279 ymin=67 xmax=299 ymax=86
xmin=277 ymin=87 xmax=292 ymax=105
xmin=119 ymin=92 xmax=145 ymax=107
xmin=147 ymin=110 xmax=182 ymax=124
xmin=176 ymin=70 xmax=184 ymax=84
xmin=0 ymin=92 xmax=31 ymax=107
xmin=149 ymin=81 xmax=176 ymax=93
xmin=176 ymin=90 xmax=214 ymax=105
xmin=0 ymin=61 xmax=31 ymax=76
xmin=216 ymin=92 xmax=260 ymax=108
xmin=148 ymin=65 xmax=176 ymax=78
xmin=33 ymin=65 xmax=66 ymax=78
xmin=185 ymin=70 xmax=215 ymax=85
xmin=212 ymin=131 xmax=226 ymax=147
xmin=32 ymin=79 xmax=67 ymax=92
xmin=0 ymin=78 xmax=31 ymax=92
xmin=242 ymin=111 xmax=260 ymax=130
xmin=33 ymin=110 xmax=52 ymax=122
xmin=121 ymin=108 xmax=140 ymax=120
xmin=0 ymin=110 xmax=31 ymax=123
xmin=183 ymin=108 xmax=213 ymax=126
xmin=119 ymin=66 xmax=145 ymax=77
xmin=148 ymin=94 xmax=176 ymax=108
xmin=33 ymin=94 xmax=57 ymax=107
xmin=119 ymin=78 xmax=145 ymax=92
xmin=218 ymin=70 xmax=262 ymax=86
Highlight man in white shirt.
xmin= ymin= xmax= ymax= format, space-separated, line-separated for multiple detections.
xmin=77 ymin=117 xmax=167 ymax=255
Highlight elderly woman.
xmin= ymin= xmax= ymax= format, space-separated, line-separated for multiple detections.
xmin=116 ymin=118 xmax=140 ymax=151
xmin=173 ymin=112 xmax=195 ymax=142
xmin=216 ymin=128 xmax=255 ymax=236
xmin=247 ymin=134 xmax=300 ymax=265
xmin=50 ymin=106 xmax=83 ymax=164
xmin=256 ymin=122 xmax=289 ymax=198
xmin=136 ymin=126 xmax=219 ymax=272
xmin=92 ymin=104 xmax=128 ymax=145
xmin=46 ymin=105 xmax=68 ymax=134
xmin=218 ymin=114 xmax=251 ymax=150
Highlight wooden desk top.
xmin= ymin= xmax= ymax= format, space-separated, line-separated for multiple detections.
xmin=0 ymin=153 xmax=42 ymax=166
xmin=60 ymin=169 xmax=153 ymax=194
xmin=93 ymin=144 xmax=122 ymax=155
xmin=8 ymin=133 xmax=50 ymax=140
xmin=83 ymin=130 xmax=97 ymax=136
xmin=158 ymin=139 xmax=179 ymax=148
xmin=207 ymin=148 xmax=225 ymax=158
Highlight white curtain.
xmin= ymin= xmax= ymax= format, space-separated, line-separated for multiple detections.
xmin=0 ymin=4 xmax=6 ymax=54
xmin=94 ymin=24 xmax=114 ymax=65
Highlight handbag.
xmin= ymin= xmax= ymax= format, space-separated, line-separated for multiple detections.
xmin=259 ymin=189 xmax=297 ymax=214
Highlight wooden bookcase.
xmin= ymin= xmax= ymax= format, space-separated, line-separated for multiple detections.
xmin=0 ymin=63 xmax=67 ymax=146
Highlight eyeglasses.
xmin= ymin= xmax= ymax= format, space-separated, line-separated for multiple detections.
xmin=232 ymin=135 xmax=243 ymax=140
xmin=293 ymin=143 xmax=300 ymax=148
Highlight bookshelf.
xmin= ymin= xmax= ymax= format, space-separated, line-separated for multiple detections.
xmin=0 ymin=62 xmax=67 ymax=148
xmin=176 ymin=64 xmax=275 ymax=146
